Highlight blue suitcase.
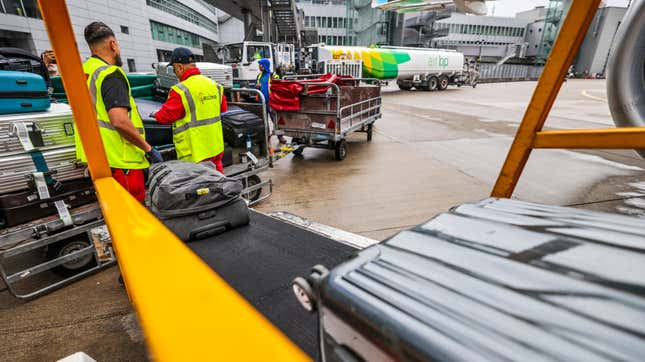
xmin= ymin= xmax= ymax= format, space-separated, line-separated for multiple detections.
xmin=0 ymin=70 xmax=51 ymax=114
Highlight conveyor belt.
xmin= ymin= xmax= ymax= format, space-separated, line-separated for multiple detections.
xmin=188 ymin=210 xmax=356 ymax=359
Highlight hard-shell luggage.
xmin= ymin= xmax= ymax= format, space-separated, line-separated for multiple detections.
xmin=0 ymin=178 xmax=95 ymax=228
xmin=135 ymin=98 xmax=173 ymax=147
xmin=0 ymin=103 xmax=75 ymax=155
xmin=0 ymin=147 xmax=87 ymax=194
xmin=222 ymin=143 xmax=233 ymax=167
xmin=296 ymin=198 xmax=645 ymax=361
xmin=222 ymin=109 xmax=266 ymax=147
xmin=0 ymin=70 xmax=51 ymax=114
xmin=147 ymin=160 xmax=249 ymax=241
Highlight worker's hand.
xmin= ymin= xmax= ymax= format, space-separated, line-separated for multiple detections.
xmin=148 ymin=111 xmax=156 ymax=119
xmin=255 ymin=83 xmax=261 ymax=89
xmin=146 ymin=148 xmax=163 ymax=164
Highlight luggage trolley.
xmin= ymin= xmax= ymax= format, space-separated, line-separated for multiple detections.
xmin=0 ymin=204 xmax=115 ymax=300
xmin=277 ymin=75 xmax=382 ymax=160
xmin=223 ymin=88 xmax=273 ymax=206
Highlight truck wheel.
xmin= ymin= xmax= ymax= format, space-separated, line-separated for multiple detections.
xmin=472 ymin=80 xmax=478 ymax=88
xmin=397 ymin=82 xmax=412 ymax=91
xmin=428 ymin=76 xmax=439 ymax=91
xmin=242 ymin=175 xmax=262 ymax=202
xmin=293 ymin=146 xmax=305 ymax=156
xmin=438 ymin=76 xmax=449 ymax=90
xmin=47 ymin=238 xmax=96 ymax=277
xmin=367 ymin=124 xmax=373 ymax=142
xmin=334 ymin=140 xmax=347 ymax=161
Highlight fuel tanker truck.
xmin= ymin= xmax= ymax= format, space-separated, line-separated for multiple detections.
xmin=303 ymin=44 xmax=478 ymax=91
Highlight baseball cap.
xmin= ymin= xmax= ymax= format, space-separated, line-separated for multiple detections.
xmin=169 ymin=47 xmax=195 ymax=65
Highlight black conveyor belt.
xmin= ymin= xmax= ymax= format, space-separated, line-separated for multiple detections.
xmin=188 ymin=211 xmax=356 ymax=359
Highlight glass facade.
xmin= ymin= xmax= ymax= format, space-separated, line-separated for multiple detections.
xmin=1 ymin=0 xmax=41 ymax=19
xmin=150 ymin=21 xmax=201 ymax=48
xmin=317 ymin=35 xmax=355 ymax=45
xmin=146 ymin=0 xmax=218 ymax=33
xmin=443 ymin=23 xmax=525 ymax=37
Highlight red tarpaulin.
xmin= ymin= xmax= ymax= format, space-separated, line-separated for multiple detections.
xmin=269 ymin=73 xmax=353 ymax=111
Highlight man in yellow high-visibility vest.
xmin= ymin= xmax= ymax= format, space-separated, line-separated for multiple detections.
xmin=152 ymin=47 xmax=228 ymax=173
xmin=78 ymin=22 xmax=162 ymax=202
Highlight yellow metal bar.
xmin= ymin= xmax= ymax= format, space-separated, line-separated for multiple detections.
xmin=490 ymin=0 xmax=602 ymax=198
xmin=534 ymin=127 xmax=645 ymax=149
xmin=94 ymin=178 xmax=310 ymax=362
xmin=37 ymin=0 xmax=111 ymax=180
xmin=37 ymin=1 xmax=311 ymax=360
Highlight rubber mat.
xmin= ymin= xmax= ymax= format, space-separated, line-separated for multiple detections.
xmin=188 ymin=211 xmax=357 ymax=360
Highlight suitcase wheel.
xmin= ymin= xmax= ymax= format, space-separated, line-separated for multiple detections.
xmin=292 ymin=277 xmax=316 ymax=313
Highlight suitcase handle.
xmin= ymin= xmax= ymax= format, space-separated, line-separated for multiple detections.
xmin=188 ymin=221 xmax=229 ymax=241
xmin=21 ymin=102 xmax=33 ymax=108
xmin=16 ymin=80 xmax=28 ymax=85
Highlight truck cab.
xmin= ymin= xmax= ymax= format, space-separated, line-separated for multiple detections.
xmin=153 ymin=61 xmax=233 ymax=97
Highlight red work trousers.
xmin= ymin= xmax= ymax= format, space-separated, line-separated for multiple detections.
xmin=201 ymin=152 xmax=224 ymax=173
xmin=112 ymin=169 xmax=146 ymax=202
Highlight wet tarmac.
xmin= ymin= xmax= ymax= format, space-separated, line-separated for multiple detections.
xmin=2 ymin=79 xmax=644 ymax=361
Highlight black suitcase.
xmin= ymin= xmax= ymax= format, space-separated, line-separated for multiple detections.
xmin=294 ymin=198 xmax=645 ymax=361
xmin=222 ymin=143 xmax=233 ymax=167
xmin=147 ymin=160 xmax=249 ymax=242
xmin=136 ymin=98 xmax=174 ymax=147
xmin=222 ymin=109 xmax=266 ymax=147
xmin=0 ymin=178 xmax=96 ymax=228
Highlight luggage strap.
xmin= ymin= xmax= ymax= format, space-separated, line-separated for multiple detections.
xmin=54 ymin=200 xmax=73 ymax=226
xmin=13 ymin=122 xmax=34 ymax=151
xmin=30 ymin=151 xmax=55 ymax=186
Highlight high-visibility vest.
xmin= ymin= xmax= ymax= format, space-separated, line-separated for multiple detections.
xmin=76 ymin=57 xmax=148 ymax=170
xmin=256 ymin=72 xmax=280 ymax=102
xmin=170 ymin=74 xmax=224 ymax=162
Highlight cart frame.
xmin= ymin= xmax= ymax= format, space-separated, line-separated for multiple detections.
xmin=275 ymin=76 xmax=382 ymax=160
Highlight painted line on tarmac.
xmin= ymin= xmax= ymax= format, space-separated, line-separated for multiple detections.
xmin=581 ymin=89 xmax=607 ymax=102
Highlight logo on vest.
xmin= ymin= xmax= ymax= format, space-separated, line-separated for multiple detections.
xmin=198 ymin=91 xmax=218 ymax=104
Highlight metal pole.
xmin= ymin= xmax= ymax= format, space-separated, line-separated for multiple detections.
xmin=491 ymin=0 xmax=602 ymax=198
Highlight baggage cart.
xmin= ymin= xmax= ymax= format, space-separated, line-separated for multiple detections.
xmin=0 ymin=203 xmax=115 ymax=300
xmin=276 ymin=75 xmax=382 ymax=160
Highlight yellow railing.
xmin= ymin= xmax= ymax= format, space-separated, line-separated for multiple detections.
xmin=491 ymin=0 xmax=645 ymax=198
xmin=37 ymin=1 xmax=310 ymax=360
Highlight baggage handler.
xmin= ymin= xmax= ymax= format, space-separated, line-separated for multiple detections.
xmin=79 ymin=22 xmax=162 ymax=202
xmin=152 ymin=47 xmax=228 ymax=173
xmin=255 ymin=59 xmax=286 ymax=144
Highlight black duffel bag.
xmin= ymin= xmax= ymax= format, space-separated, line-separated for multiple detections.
xmin=147 ymin=160 xmax=249 ymax=241
xmin=221 ymin=109 xmax=266 ymax=147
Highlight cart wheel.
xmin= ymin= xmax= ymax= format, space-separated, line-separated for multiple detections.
xmin=293 ymin=146 xmax=304 ymax=156
xmin=242 ymin=175 xmax=262 ymax=202
xmin=292 ymin=277 xmax=316 ymax=313
xmin=334 ymin=140 xmax=347 ymax=161
xmin=367 ymin=124 xmax=373 ymax=142
xmin=47 ymin=238 xmax=96 ymax=277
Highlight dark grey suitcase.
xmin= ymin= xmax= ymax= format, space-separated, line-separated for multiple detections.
xmin=294 ymin=198 xmax=645 ymax=361
xmin=147 ymin=160 xmax=249 ymax=241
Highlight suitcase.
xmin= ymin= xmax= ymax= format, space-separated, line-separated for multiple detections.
xmin=0 ymin=103 xmax=75 ymax=155
xmin=147 ymin=160 xmax=249 ymax=242
xmin=0 ymin=178 xmax=96 ymax=228
xmin=222 ymin=109 xmax=266 ymax=147
xmin=135 ymin=98 xmax=173 ymax=147
xmin=0 ymin=147 xmax=87 ymax=194
xmin=296 ymin=198 xmax=645 ymax=361
xmin=0 ymin=70 xmax=51 ymax=114
xmin=222 ymin=143 xmax=233 ymax=167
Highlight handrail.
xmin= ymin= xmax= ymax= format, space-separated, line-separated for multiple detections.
xmin=37 ymin=1 xmax=311 ymax=361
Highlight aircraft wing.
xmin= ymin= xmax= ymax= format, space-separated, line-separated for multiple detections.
xmin=372 ymin=0 xmax=490 ymax=15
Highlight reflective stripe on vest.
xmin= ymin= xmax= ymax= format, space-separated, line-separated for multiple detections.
xmin=170 ymin=75 xmax=224 ymax=162
xmin=75 ymin=57 xmax=148 ymax=169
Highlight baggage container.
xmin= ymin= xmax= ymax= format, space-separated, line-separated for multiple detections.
xmin=294 ymin=198 xmax=645 ymax=361
xmin=0 ymin=103 xmax=75 ymax=155
xmin=0 ymin=70 xmax=50 ymax=114
xmin=0 ymin=147 xmax=86 ymax=194
xmin=0 ymin=178 xmax=95 ymax=228
xmin=147 ymin=160 xmax=250 ymax=242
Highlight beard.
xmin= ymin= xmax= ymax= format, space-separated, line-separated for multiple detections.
xmin=115 ymin=54 xmax=123 ymax=67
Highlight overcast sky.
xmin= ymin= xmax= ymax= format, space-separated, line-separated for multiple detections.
xmin=487 ymin=0 xmax=632 ymax=17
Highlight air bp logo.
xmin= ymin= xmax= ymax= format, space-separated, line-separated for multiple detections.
xmin=198 ymin=91 xmax=218 ymax=104
xmin=428 ymin=56 xmax=449 ymax=67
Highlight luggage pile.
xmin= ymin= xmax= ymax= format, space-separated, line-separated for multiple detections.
xmin=147 ymin=160 xmax=250 ymax=242
xmin=0 ymin=70 xmax=93 ymax=228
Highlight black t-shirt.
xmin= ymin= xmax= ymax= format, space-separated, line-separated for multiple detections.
xmin=92 ymin=56 xmax=130 ymax=111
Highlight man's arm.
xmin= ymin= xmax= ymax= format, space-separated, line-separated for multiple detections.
xmin=154 ymin=89 xmax=185 ymax=124
xmin=108 ymin=107 xmax=151 ymax=152
xmin=101 ymin=71 xmax=151 ymax=152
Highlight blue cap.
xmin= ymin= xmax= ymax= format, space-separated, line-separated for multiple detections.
xmin=169 ymin=47 xmax=195 ymax=65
